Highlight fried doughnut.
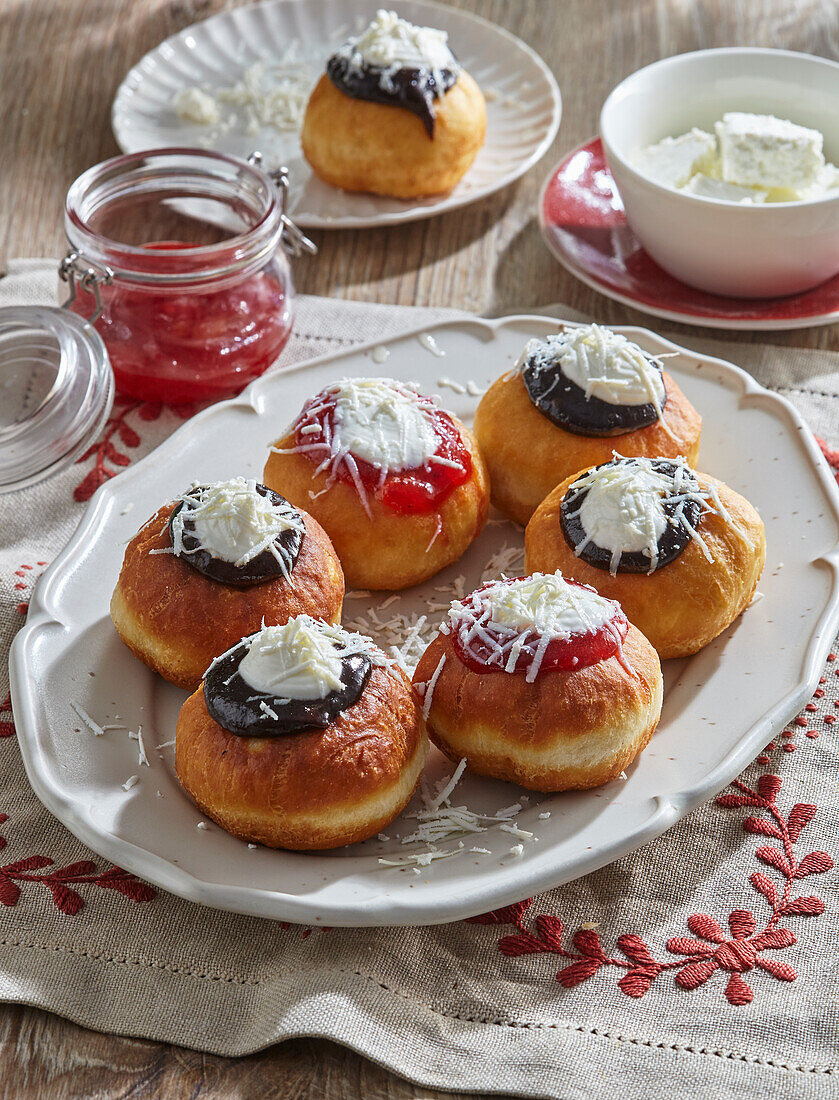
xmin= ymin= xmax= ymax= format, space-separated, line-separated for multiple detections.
xmin=413 ymin=572 xmax=663 ymax=792
xmin=176 ymin=618 xmax=427 ymax=849
xmin=474 ymin=324 xmax=702 ymax=525
xmin=301 ymin=12 xmax=486 ymax=198
xmin=525 ymin=457 xmax=766 ymax=659
xmin=263 ymin=378 xmax=489 ymax=590
xmin=111 ymin=478 xmax=344 ymax=691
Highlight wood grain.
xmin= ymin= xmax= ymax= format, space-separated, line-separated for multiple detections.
xmin=0 ymin=0 xmax=837 ymax=1096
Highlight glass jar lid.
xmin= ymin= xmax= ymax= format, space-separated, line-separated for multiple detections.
xmin=0 ymin=305 xmax=114 ymax=494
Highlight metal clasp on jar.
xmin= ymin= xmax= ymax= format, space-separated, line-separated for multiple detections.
xmin=59 ymin=251 xmax=114 ymax=324
xmin=248 ymin=152 xmax=317 ymax=258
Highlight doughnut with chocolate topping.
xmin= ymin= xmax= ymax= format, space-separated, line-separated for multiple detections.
xmin=301 ymin=11 xmax=486 ymax=198
xmin=176 ymin=618 xmax=427 ymax=849
xmin=525 ymin=463 xmax=766 ymax=659
xmin=110 ymin=479 xmax=344 ymax=690
xmin=474 ymin=325 xmax=702 ymax=525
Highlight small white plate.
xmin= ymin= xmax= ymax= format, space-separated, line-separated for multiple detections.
xmin=10 ymin=316 xmax=839 ymax=926
xmin=112 ymin=0 xmax=561 ymax=230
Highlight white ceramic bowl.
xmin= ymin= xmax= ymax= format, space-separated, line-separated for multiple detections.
xmin=600 ymin=48 xmax=839 ymax=299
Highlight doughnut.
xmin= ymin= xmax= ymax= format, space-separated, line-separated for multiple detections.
xmin=301 ymin=11 xmax=486 ymax=198
xmin=176 ymin=617 xmax=427 ymax=849
xmin=474 ymin=324 xmax=702 ymax=525
xmin=413 ymin=572 xmax=663 ymax=792
xmin=111 ymin=477 xmax=344 ymax=691
xmin=525 ymin=456 xmax=766 ymax=659
xmin=263 ymin=377 xmax=490 ymax=590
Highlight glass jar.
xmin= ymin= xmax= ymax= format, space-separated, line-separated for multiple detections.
xmin=63 ymin=149 xmax=314 ymax=404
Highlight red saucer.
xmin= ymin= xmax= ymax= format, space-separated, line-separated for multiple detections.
xmin=539 ymin=138 xmax=839 ymax=331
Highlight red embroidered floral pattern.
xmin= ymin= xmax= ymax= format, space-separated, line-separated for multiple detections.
xmin=10 ymin=560 xmax=48 ymax=616
xmin=0 ymin=812 xmax=156 ymax=915
xmin=469 ymin=773 xmax=833 ymax=1005
xmin=74 ymin=398 xmax=194 ymax=502
xmin=0 ymin=695 xmax=14 ymax=739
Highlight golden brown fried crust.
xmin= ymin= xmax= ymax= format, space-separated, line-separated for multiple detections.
xmin=301 ymin=71 xmax=486 ymax=199
xmin=175 ymin=665 xmax=427 ymax=849
xmin=262 ymin=421 xmax=490 ymax=590
xmin=473 ymin=370 xmax=702 ymax=526
xmin=110 ymin=504 xmax=344 ymax=691
xmin=413 ymin=625 xmax=663 ymax=792
xmin=525 ymin=470 xmax=766 ymax=659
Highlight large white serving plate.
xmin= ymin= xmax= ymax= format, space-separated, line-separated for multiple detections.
xmin=112 ymin=0 xmax=561 ymax=229
xmin=10 ymin=316 xmax=839 ymax=926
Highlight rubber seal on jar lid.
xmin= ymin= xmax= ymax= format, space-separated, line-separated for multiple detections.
xmin=0 ymin=305 xmax=114 ymax=494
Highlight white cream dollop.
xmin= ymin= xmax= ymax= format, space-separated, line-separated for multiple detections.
xmin=331 ymin=377 xmax=440 ymax=471
xmin=171 ymin=477 xmax=303 ymax=572
xmin=523 ymin=324 xmax=666 ymax=408
xmin=339 ymin=9 xmax=457 ymax=77
xmin=478 ymin=573 xmax=617 ymax=637
xmin=238 ymin=618 xmax=356 ymax=700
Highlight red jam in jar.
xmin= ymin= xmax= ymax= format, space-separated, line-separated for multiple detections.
xmin=292 ymin=386 xmax=472 ymax=514
xmin=63 ymin=151 xmax=299 ymax=404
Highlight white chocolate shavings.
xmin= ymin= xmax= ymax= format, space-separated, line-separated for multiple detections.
xmin=166 ymin=477 xmax=304 ymax=577
xmin=122 ymin=775 xmax=139 ymax=792
xmin=567 ymin=455 xmax=734 ymax=574
xmin=519 ymin=324 xmax=667 ymax=412
xmin=272 ymin=378 xmax=454 ymax=518
xmin=377 ymin=758 xmax=538 ymax=871
xmin=220 ymin=616 xmax=392 ymax=705
xmin=173 ymin=44 xmax=314 ymax=137
xmin=448 ymin=572 xmax=623 ymax=682
xmin=128 ymin=724 xmax=149 ymax=767
xmin=196 ymin=821 xmax=209 ymax=831
xmin=337 ymin=10 xmax=459 ymax=93
xmin=71 ymin=702 xmax=105 ymax=737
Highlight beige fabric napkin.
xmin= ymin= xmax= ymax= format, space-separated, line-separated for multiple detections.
xmin=1 ymin=259 xmax=838 ymax=1100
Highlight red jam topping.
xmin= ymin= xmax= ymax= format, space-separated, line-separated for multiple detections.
xmin=292 ymin=388 xmax=472 ymax=515
xmin=449 ymin=577 xmax=628 ymax=677
xmin=69 ymin=242 xmax=292 ymax=404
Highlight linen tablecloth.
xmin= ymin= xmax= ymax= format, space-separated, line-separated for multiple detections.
xmin=1 ymin=259 xmax=838 ymax=1099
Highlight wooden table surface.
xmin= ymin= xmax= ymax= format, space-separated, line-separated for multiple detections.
xmin=1 ymin=0 xmax=837 ymax=1096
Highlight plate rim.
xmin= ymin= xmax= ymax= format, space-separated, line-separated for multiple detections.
xmin=538 ymin=137 xmax=839 ymax=332
xmin=111 ymin=0 xmax=562 ymax=231
xmin=10 ymin=313 xmax=839 ymax=926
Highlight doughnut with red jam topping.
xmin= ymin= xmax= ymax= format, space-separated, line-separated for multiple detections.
xmin=263 ymin=377 xmax=490 ymax=590
xmin=525 ymin=457 xmax=767 ymax=659
xmin=413 ymin=572 xmax=663 ymax=792
xmin=474 ymin=324 xmax=702 ymax=525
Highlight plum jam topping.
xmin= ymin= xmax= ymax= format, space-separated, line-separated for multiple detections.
xmin=446 ymin=572 xmax=629 ymax=680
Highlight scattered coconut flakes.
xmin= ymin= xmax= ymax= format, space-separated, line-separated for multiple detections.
xmin=71 ymin=702 xmax=105 ymax=737
xmin=157 ymin=739 xmax=176 ymax=750
xmin=538 ymin=811 xmax=551 ymax=820
xmin=122 ymin=775 xmax=139 ymax=791
xmin=499 ymin=822 xmax=535 ymax=841
xmin=507 ymin=844 xmax=524 ymax=858
xmin=470 ymin=847 xmax=491 ymax=854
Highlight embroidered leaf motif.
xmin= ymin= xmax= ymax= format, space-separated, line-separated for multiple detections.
xmin=571 ymin=929 xmax=605 ymax=958
xmin=750 ymin=872 xmax=779 ymax=908
xmin=498 ymin=932 xmax=545 ymax=957
xmin=686 ymin=914 xmax=726 ymax=943
xmin=755 ymin=958 xmax=796 ymax=981
xmin=787 ymin=804 xmax=817 ymax=842
xmin=117 ymin=421 xmax=141 ymax=448
xmin=534 ymin=915 xmax=564 ymax=950
xmin=755 ymin=846 xmax=791 ymax=876
xmin=780 ymin=896 xmax=825 ymax=916
xmin=756 ymin=774 xmax=783 ymax=803
xmin=556 ymin=956 xmax=603 ymax=987
xmin=467 ymin=899 xmax=531 ymax=926
xmin=724 ymin=973 xmax=753 ymax=1005
xmin=48 ymin=883 xmax=84 ymax=916
xmin=675 ymin=958 xmax=719 ymax=989
xmin=743 ymin=816 xmax=783 ymax=839
xmin=0 ymin=880 xmax=21 ymax=906
xmin=794 ymin=851 xmax=834 ymax=878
